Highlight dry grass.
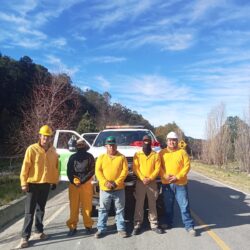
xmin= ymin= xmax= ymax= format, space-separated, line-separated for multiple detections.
xmin=191 ymin=160 xmax=250 ymax=194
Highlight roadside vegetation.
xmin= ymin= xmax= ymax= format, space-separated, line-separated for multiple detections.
xmin=191 ymin=161 xmax=250 ymax=194
xmin=0 ymin=159 xmax=23 ymax=206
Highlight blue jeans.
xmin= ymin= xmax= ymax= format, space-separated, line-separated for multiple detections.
xmin=162 ymin=184 xmax=194 ymax=230
xmin=97 ymin=189 xmax=125 ymax=232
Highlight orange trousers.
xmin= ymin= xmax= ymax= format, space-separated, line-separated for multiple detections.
xmin=66 ymin=180 xmax=93 ymax=230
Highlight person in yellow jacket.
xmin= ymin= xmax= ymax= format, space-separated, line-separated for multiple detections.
xmin=95 ymin=136 xmax=128 ymax=238
xmin=66 ymin=139 xmax=95 ymax=236
xmin=18 ymin=125 xmax=59 ymax=248
xmin=132 ymin=135 xmax=163 ymax=235
xmin=159 ymin=131 xmax=196 ymax=236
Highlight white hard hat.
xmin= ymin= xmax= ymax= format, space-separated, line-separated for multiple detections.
xmin=166 ymin=131 xmax=178 ymax=139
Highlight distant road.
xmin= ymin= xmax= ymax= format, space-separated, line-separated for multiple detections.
xmin=0 ymin=171 xmax=249 ymax=250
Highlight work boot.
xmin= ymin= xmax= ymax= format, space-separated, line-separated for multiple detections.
xmin=187 ymin=228 xmax=197 ymax=237
xmin=95 ymin=231 xmax=104 ymax=239
xmin=132 ymin=227 xmax=141 ymax=235
xmin=85 ymin=227 xmax=92 ymax=234
xmin=17 ymin=238 xmax=29 ymax=248
xmin=152 ymin=227 xmax=164 ymax=234
xmin=118 ymin=230 xmax=128 ymax=238
xmin=161 ymin=224 xmax=172 ymax=230
xmin=34 ymin=232 xmax=49 ymax=240
xmin=67 ymin=228 xmax=77 ymax=236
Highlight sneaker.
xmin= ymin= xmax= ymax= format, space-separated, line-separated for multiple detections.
xmin=132 ymin=227 xmax=141 ymax=235
xmin=118 ymin=230 xmax=128 ymax=238
xmin=34 ymin=232 xmax=49 ymax=240
xmin=67 ymin=228 xmax=77 ymax=236
xmin=152 ymin=227 xmax=164 ymax=234
xmin=95 ymin=231 xmax=104 ymax=239
xmin=17 ymin=238 xmax=29 ymax=248
xmin=187 ymin=228 xmax=197 ymax=237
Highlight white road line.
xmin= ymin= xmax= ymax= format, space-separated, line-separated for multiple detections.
xmin=44 ymin=203 xmax=68 ymax=226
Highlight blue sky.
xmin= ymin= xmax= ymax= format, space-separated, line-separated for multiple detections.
xmin=1 ymin=0 xmax=250 ymax=139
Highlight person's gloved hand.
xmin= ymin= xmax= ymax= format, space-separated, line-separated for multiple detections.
xmin=51 ymin=184 xmax=57 ymax=190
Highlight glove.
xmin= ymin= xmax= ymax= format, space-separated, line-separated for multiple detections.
xmin=51 ymin=184 xmax=57 ymax=190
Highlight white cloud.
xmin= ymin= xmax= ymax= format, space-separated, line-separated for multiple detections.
xmin=90 ymin=0 xmax=156 ymax=29
xmin=0 ymin=11 xmax=28 ymax=25
xmin=50 ymin=37 xmax=67 ymax=47
xmin=95 ymin=75 xmax=111 ymax=89
xmin=46 ymin=55 xmax=79 ymax=76
xmin=73 ymin=33 xmax=86 ymax=41
xmin=111 ymin=74 xmax=191 ymax=101
xmin=91 ymin=56 xmax=126 ymax=63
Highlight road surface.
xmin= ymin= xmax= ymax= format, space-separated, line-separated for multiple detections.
xmin=0 ymin=171 xmax=249 ymax=250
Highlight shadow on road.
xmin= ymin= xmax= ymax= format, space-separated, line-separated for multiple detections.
xmin=188 ymin=179 xmax=250 ymax=232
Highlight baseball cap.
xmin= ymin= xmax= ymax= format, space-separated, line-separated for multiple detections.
xmin=105 ymin=136 xmax=116 ymax=145
xmin=142 ymin=135 xmax=152 ymax=141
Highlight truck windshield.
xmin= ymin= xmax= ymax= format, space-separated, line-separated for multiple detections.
xmin=93 ymin=130 xmax=154 ymax=147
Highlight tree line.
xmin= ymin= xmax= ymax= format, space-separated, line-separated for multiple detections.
xmin=202 ymin=103 xmax=250 ymax=174
xmin=1 ymin=53 xmax=249 ymax=175
xmin=0 ymin=54 xmax=156 ymax=154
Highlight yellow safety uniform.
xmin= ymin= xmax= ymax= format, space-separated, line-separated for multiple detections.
xmin=66 ymin=150 xmax=95 ymax=230
xmin=20 ymin=143 xmax=59 ymax=186
xmin=95 ymin=152 xmax=128 ymax=191
xmin=159 ymin=148 xmax=190 ymax=185
xmin=66 ymin=179 xmax=93 ymax=229
xmin=133 ymin=150 xmax=161 ymax=180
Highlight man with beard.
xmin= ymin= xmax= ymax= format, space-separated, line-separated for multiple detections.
xmin=66 ymin=139 xmax=95 ymax=236
xmin=132 ymin=135 xmax=163 ymax=235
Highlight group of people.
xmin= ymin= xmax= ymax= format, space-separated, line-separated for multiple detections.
xmin=18 ymin=125 xmax=196 ymax=248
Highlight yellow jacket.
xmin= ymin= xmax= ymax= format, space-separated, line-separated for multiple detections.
xmin=20 ymin=143 xmax=59 ymax=186
xmin=95 ymin=152 xmax=128 ymax=191
xmin=159 ymin=147 xmax=190 ymax=185
xmin=133 ymin=150 xmax=161 ymax=181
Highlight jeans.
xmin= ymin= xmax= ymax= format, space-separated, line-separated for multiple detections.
xmin=97 ymin=189 xmax=125 ymax=232
xmin=21 ymin=183 xmax=50 ymax=239
xmin=162 ymin=183 xmax=194 ymax=230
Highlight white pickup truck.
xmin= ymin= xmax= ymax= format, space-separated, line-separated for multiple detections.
xmin=53 ymin=126 xmax=162 ymax=210
xmin=53 ymin=126 xmax=161 ymax=181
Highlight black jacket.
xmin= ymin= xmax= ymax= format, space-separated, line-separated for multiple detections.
xmin=67 ymin=150 xmax=95 ymax=185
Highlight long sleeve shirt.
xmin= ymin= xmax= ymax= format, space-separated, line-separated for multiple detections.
xmin=133 ymin=150 xmax=160 ymax=181
xmin=95 ymin=151 xmax=128 ymax=191
xmin=67 ymin=150 xmax=95 ymax=185
xmin=159 ymin=147 xmax=190 ymax=185
xmin=20 ymin=143 xmax=59 ymax=186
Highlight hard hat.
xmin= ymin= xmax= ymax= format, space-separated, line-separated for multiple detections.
xmin=105 ymin=136 xmax=116 ymax=145
xmin=166 ymin=131 xmax=178 ymax=139
xmin=39 ymin=125 xmax=53 ymax=136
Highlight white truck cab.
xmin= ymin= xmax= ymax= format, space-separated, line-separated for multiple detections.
xmin=53 ymin=126 xmax=161 ymax=183
xmin=53 ymin=125 xmax=162 ymax=210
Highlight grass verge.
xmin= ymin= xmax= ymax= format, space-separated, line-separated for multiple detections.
xmin=191 ymin=161 xmax=250 ymax=194
xmin=0 ymin=174 xmax=24 ymax=206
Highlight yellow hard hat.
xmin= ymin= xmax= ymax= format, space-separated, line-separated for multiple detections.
xmin=39 ymin=125 xmax=53 ymax=136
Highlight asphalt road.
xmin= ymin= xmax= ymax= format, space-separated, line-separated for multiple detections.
xmin=0 ymin=171 xmax=249 ymax=250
